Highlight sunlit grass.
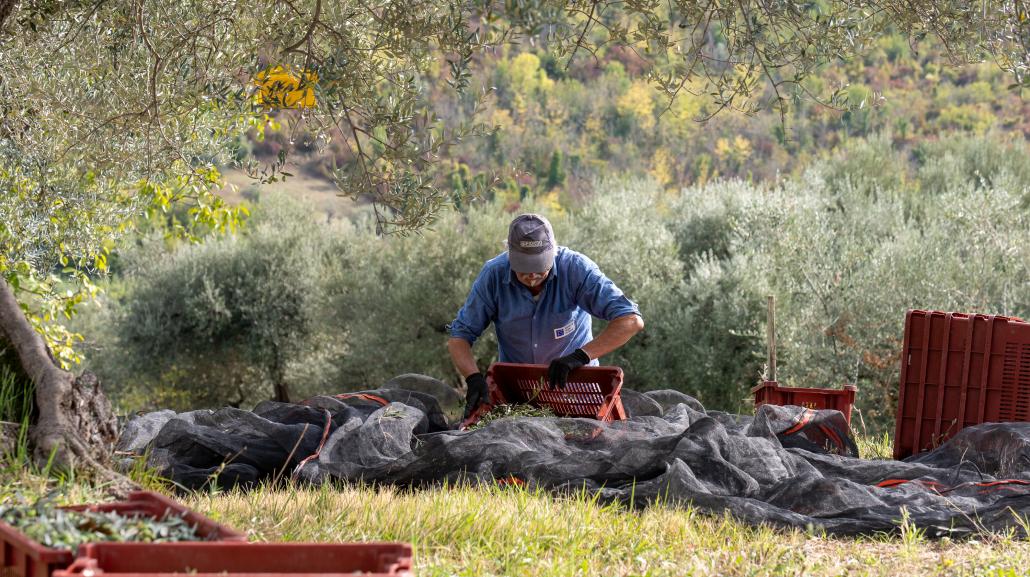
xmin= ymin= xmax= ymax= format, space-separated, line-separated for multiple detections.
xmin=183 ymin=481 xmax=1030 ymax=577
xmin=2 ymin=433 xmax=1029 ymax=577
xmin=855 ymin=430 xmax=894 ymax=460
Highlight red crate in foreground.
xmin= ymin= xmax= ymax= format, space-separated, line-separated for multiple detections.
xmin=751 ymin=381 xmax=858 ymax=425
xmin=0 ymin=524 xmax=72 ymax=577
xmin=893 ymin=310 xmax=1030 ymax=459
xmin=461 ymin=362 xmax=627 ymax=429
xmin=0 ymin=491 xmax=245 ymax=577
xmin=51 ymin=542 xmax=414 ymax=577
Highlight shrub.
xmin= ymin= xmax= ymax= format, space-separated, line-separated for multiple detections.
xmin=87 ymin=193 xmax=333 ymax=410
xmin=658 ymin=140 xmax=1029 ymax=429
xmin=320 ymin=200 xmax=517 ymax=389
xmin=915 ymin=133 xmax=1030 ymax=198
xmin=561 ymin=178 xmax=764 ymax=407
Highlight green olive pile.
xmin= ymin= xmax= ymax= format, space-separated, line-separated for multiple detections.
xmin=467 ymin=403 xmax=555 ymax=430
xmin=0 ymin=497 xmax=206 ymax=551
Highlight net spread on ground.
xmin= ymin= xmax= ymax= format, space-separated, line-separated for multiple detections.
xmin=118 ymin=385 xmax=1030 ymax=537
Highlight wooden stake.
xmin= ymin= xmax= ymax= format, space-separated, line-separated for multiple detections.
xmin=767 ymin=295 xmax=777 ymax=382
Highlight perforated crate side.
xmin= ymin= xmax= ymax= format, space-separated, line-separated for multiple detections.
xmin=893 ymin=310 xmax=1030 ymax=459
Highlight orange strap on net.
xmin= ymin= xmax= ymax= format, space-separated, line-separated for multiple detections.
xmin=963 ymin=479 xmax=1030 ymax=493
xmin=875 ymin=478 xmax=945 ymax=490
xmin=290 ymin=393 xmax=405 ymax=477
xmin=333 ymin=393 xmax=390 ymax=406
xmin=292 ymin=408 xmax=333 ymax=478
xmin=875 ymin=478 xmax=1030 ymax=494
xmin=299 ymin=392 xmax=391 ymax=407
xmin=496 ymin=475 xmax=526 ymax=488
xmin=816 ymin=423 xmax=848 ymax=453
xmin=780 ymin=408 xmax=814 ymax=436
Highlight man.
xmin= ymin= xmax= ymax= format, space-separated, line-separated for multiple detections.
xmin=448 ymin=213 xmax=645 ymax=419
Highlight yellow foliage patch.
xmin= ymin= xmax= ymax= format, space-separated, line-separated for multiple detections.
xmin=616 ymin=80 xmax=656 ymax=130
xmin=651 ymin=147 xmax=676 ymax=188
xmin=254 ymin=66 xmax=318 ymax=109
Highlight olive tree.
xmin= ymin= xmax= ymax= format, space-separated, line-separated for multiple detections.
xmin=0 ymin=0 xmax=489 ymax=472
xmin=0 ymin=0 xmax=1026 ymax=471
xmin=105 ymin=194 xmax=329 ymax=408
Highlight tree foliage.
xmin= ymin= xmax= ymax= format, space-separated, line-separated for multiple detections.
xmin=89 ymin=194 xmax=331 ymax=407
xmin=0 ymin=0 xmax=1027 ymax=462
xmin=0 ymin=0 xmax=488 ymax=365
xmin=84 ymin=133 xmax=1030 ymax=427
xmin=495 ymin=0 xmax=1029 ymax=118
xmin=1 ymin=1 xmax=1026 ymax=335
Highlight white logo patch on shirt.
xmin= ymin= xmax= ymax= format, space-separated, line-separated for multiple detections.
xmin=554 ymin=320 xmax=575 ymax=339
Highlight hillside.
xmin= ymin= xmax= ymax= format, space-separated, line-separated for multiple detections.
xmin=228 ymin=32 xmax=1029 ymax=210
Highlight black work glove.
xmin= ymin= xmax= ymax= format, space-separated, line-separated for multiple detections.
xmin=547 ymin=348 xmax=591 ymax=389
xmin=463 ymin=372 xmax=489 ymax=419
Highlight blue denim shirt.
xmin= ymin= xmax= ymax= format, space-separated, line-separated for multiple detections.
xmin=449 ymin=247 xmax=641 ymax=364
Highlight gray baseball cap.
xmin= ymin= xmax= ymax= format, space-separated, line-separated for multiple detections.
xmin=507 ymin=214 xmax=556 ymax=273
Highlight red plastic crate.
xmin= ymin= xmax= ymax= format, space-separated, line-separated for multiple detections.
xmin=0 ymin=491 xmax=245 ymax=577
xmin=51 ymin=542 xmax=413 ymax=577
xmin=751 ymin=381 xmax=858 ymax=424
xmin=0 ymin=526 xmax=71 ymax=577
xmin=893 ymin=310 xmax=1030 ymax=459
xmin=461 ymin=362 xmax=627 ymax=429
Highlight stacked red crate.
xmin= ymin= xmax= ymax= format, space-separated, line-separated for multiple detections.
xmin=893 ymin=310 xmax=1030 ymax=459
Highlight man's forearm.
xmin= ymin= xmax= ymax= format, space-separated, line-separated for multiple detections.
xmin=580 ymin=314 xmax=645 ymax=361
xmin=448 ymin=337 xmax=481 ymax=377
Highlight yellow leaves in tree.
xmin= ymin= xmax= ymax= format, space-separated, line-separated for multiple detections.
xmin=583 ymin=114 xmax=603 ymax=138
xmin=667 ymin=89 xmax=704 ymax=137
xmin=733 ymin=136 xmax=752 ymax=159
xmin=714 ymin=138 xmax=731 ymax=159
xmin=489 ymin=107 xmax=515 ymax=131
xmin=538 ymin=190 xmax=565 ymax=216
xmin=616 ymin=80 xmax=656 ymax=130
xmin=715 ymin=136 xmax=752 ymax=165
xmin=509 ymin=53 xmax=554 ymax=95
xmin=936 ymin=104 xmax=996 ymax=134
xmin=651 ymin=147 xmax=676 ymax=188
xmin=507 ymin=53 xmax=553 ymax=115
xmin=254 ymin=66 xmax=318 ymax=109
xmin=714 ymin=136 xmax=752 ymax=174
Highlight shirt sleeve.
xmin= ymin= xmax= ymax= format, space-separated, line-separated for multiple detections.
xmin=448 ymin=265 xmax=498 ymax=346
xmin=571 ymin=253 xmax=641 ymax=321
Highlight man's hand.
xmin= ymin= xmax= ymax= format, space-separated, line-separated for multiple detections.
xmin=463 ymin=372 xmax=489 ymax=419
xmin=547 ymin=349 xmax=591 ymax=389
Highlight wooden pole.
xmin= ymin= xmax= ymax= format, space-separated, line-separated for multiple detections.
xmin=766 ymin=295 xmax=777 ymax=383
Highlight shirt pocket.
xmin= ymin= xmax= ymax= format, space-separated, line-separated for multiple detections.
xmin=550 ymin=308 xmax=579 ymax=341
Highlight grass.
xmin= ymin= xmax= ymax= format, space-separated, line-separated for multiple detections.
xmin=0 ymin=363 xmax=33 ymax=424
xmin=1 ymin=434 xmax=1028 ymax=576
xmin=182 ymin=482 xmax=1030 ymax=577
xmin=856 ymin=430 xmax=894 ymax=460
xmin=0 ymin=364 xmax=33 ymax=464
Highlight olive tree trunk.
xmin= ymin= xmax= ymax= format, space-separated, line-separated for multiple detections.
xmin=269 ymin=342 xmax=291 ymax=403
xmin=0 ymin=0 xmax=15 ymax=32
xmin=0 ymin=279 xmax=119 ymax=472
